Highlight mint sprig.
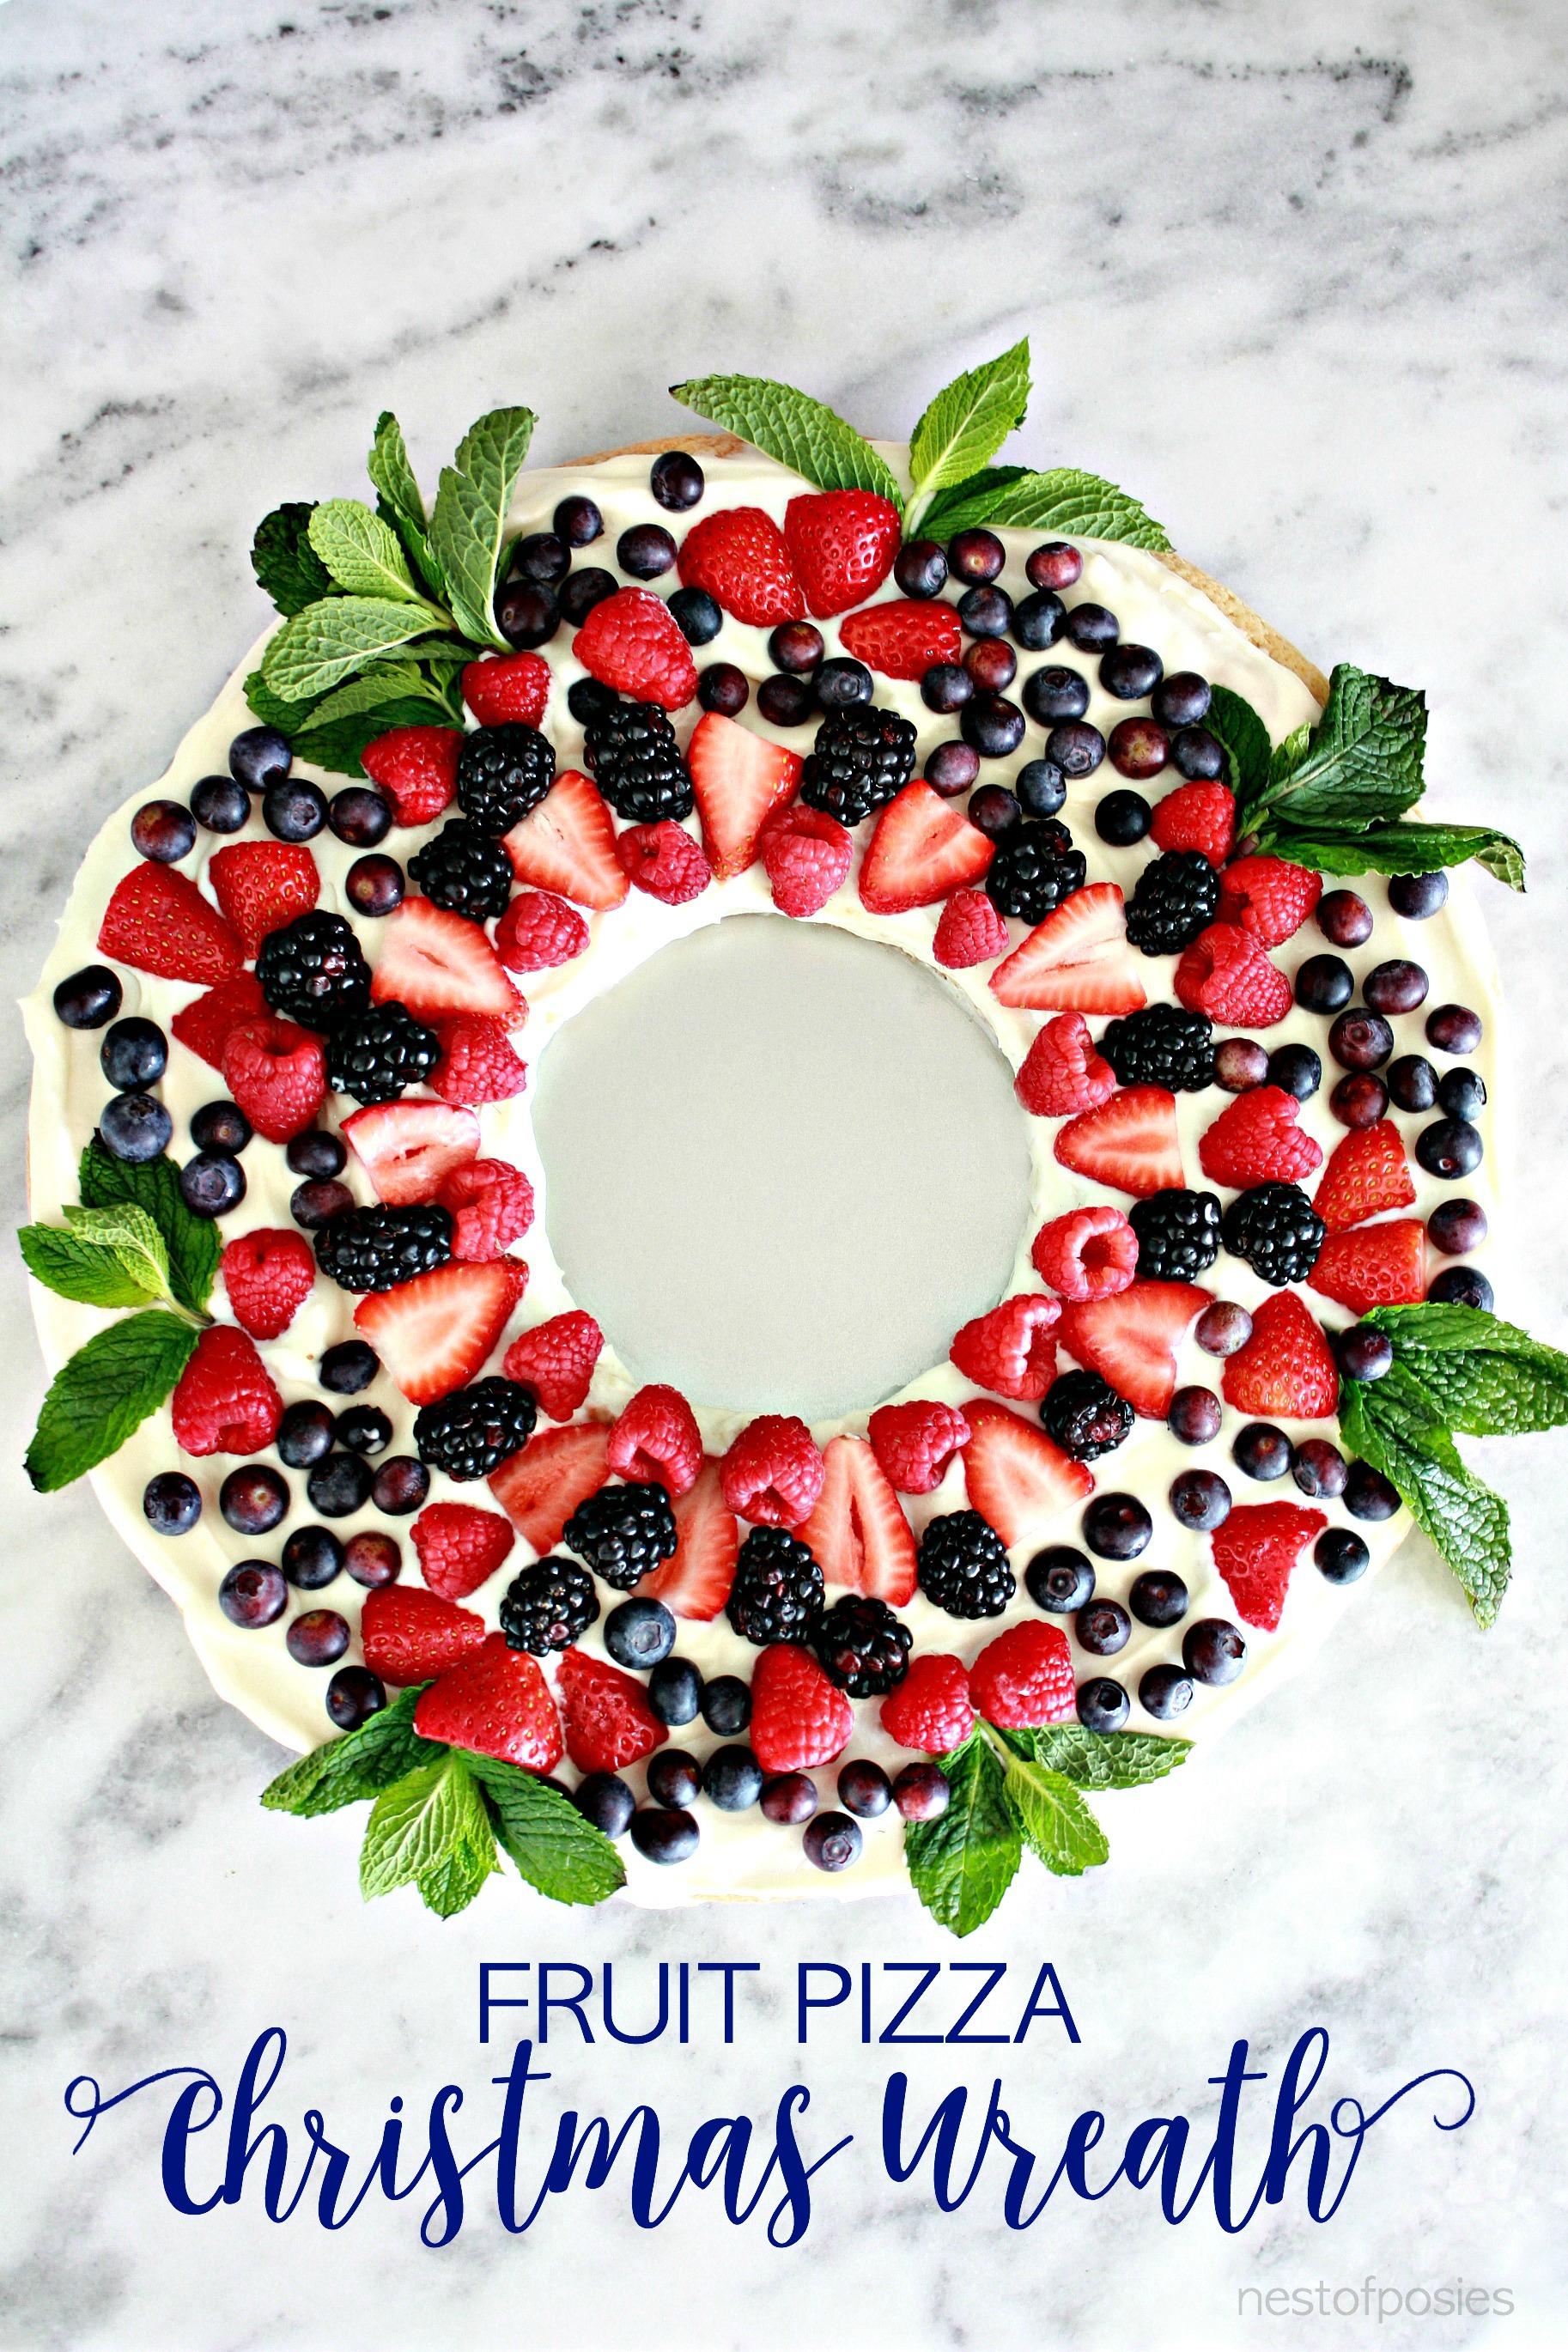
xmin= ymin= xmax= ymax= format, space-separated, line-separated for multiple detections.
xmin=306 ymin=501 xmax=429 ymax=606
xmin=251 ymin=501 xmax=334 ymax=617
xmin=78 ymin=1142 xmax=218 ymax=1317
xmin=904 ymin=341 xmax=1031 ymax=535
xmin=24 ymin=1310 xmax=198 ymax=1492
xmin=903 ymin=1729 xmax=1022 ymax=1936
xmin=1206 ymin=683 xmax=1274 ymax=808
xmin=920 ymin=465 xmax=1171 ymax=551
xmin=20 ymin=1203 xmax=174 ymax=1311
xmin=670 ymin=373 xmax=903 ymax=507
xmin=260 ymin=1683 xmax=443 ymax=1814
xmin=428 ymin=406 xmax=537 ymax=650
xmin=367 ymin=410 xmax=444 ymax=597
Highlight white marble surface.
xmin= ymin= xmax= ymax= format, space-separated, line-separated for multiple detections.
xmin=3 ymin=3 xmax=1567 ymax=2346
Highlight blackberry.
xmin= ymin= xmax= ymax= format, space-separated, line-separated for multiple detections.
xmin=407 ymin=820 xmax=514 ymax=922
xmin=811 ymin=1595 xmax=912 ymax=1697
xmin=455 ymin=723 xmax=556 ymax=836
xmin=983 ymin=817 xmax=1087 ymax=923
xmin=1100 ymin=1004 xmax=1214 ymax=1091
xmin=315 ymin=1203 xmax=453 ymax=1293
xmin=1221 ymin=1183 xmax=1326 ymax=1286
xmin=413 ymin=1378 xmax=537 ymax=1481
xmin=256 ymin=912 xmax=371 ymax=1032
xmin=1128 ymin=1188 xmax=1223 ymax=1281
xmin=916 ymin=1510 xmax=1014 ymax=1620
xmin=583 ymin=698 xmax=694 ymax=822
xmin=799 ymin=705 xmax=916 ymax=825
xmin=499 ymin=1556 xmax=599 ymax=1654
xmin=562 ymin=1480 xmax=678 ymax=1589
xmin=1123 ymin=849 xmax=1220 ymax=955
xmin=726 ymin=1527 xmax=824 ymax=1645
xmin=1041 ymin=1370 xmax=1134 ymax=1462
xmin=325 ymin=1000 xmax=441 ymax=1105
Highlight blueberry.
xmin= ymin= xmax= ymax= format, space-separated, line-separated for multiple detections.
xmin=98 ymin=1093 xmax=173 ymax=1164
xmin=1316 ymin=889 xmax=1374 ymax=947
xmin=264 ymin=777 xmax=327 ymax=842
xmin=630 ymin=1808 xmax=700 ymax=1864
xmin=345 ymin=855 xmax=404 ymax=917
xmin=1328 ymin=1010 xmax=1395 ymax=1072
xmin=925 ymin=741 xmax=981 ymax=797
xmin=958 ymin=584 xmax=1012 ymax=640
xmin=553 ymin=494 xmax=604 ymax=547
xmin=1214 ymin=1039 xmax=1269 ymax=1092
xmin=1425 ymin=1004 xmax=1483 ymax=1055
xmin=1045 ymin=720 xmax=1105 ymax=779
xmin=961 ymin=693 xmax=1025 ymax=758
xmin=1330 ymin=1073 xmax=1389 ymax=1129
xmin=221 ymin=1465 xmax=289 ymax=1535
xmin=1183 ymin=1618 xmax=1247 ymax=1684
xmin=705 ymin=1747 xmax=765 ymax=1812
xmin=1128 ymin=1570 xmax=1188 ymax=1628
xmin=1095 ymin=788 xmax=1152 ymax=845
xmin=668 ymin=586 xmax=723 ymax=645
xmin=575 ymin=1772 xmax=636 ymax=1837
xmin=1015 ymin=758 xmax=1067 ymax=817
xmin=701 ymin=1674 xmax=751 ymax=1735
xmin=326 ymin=1667 xmax=386 ymax=1730
xmin=307 ymin=1452 xmax=374 ymax=1518
xmin=344 ymin=1531 xmax=401 ymax=1588
xmin=1291 ymin=1439 xmax=1347 ymax=1498
xmin=1416 ymin=1117 xmax=1483 ymax=1179
xmin=1169 ymin=1468 xmax=1232 ymax=1532
xmin=1387 ymin=1054 xmax=1437 ymax=1113
xmin=697 ymin=663 xmax=749 ymax=716
xmin=1332 ymin=1324 xmax=1393 ymax=1383
xmin=921 ymin=663 xmax=973 ymax=714
xmin=1295 ymin=954 xmax=1354 ymax=1014
xmin=756 ymin=674 xmax=815 ymax=727
xmin=604 ymin=1596 xmax=677 ymax=1670
xmin=287 ymin=1610 xmax=350 ymax=1668
xmin=803 ymin=1812 xmax=862 ymax=1871
xmin=1170 ymin=726 xmax=1227 ymax=781
xmin=1076 ymin=1677 xmax=1130 ymax=1734
xmin=1024 ymin=1544 xmax=1095 ymax=1613
xmin=894 ymin=540 xmax=948 ymax=598
xmin=190 ymin=1101 xmax=252 ymax=1154
xmin=143 ymin=1470 xmax=202 ymax=1535
xmin=891 ymin=1762 xmax=951 ymax=1820
xmin=567 ymin=676 xmax=616 ymax=726
xmin=1074 ymin=1599 xmax=1131 ymax=1655
xmin=191 ymin=774 xmax=251 ymax=834
xmin=1064 ymin=603 xmax=1118 ymax=653
xmin=1232 ymin=1423 xmax=1291 ymax=1481
xmin=179 ymin=1152 xmax=246 ymax=1218
xmin=815 ymin=658 xmax=874 ymax=711
xmin=291 ymin=1179 xmax=354 ymax=1229
xmin=229 ymin=726 xmax=292 ymax=791
xmin=769 ymin=622 xmax=824 ymax=674
xmin=1151 ymin=672 xmax=1212 ymax=729
xmin=967 ymin=784 xmax=1021 ymax=838
xmin=1427 ymin=1198 xmax=1487 ymax=1255
xmin=1023 ymin=666 xmax=1090 ymax=726
xmin=1167 ymin=1387 xmax=1222 ymax=1446
xmin=1267 ymin=1042 xmax=1321 ymax=1101
xmin=1428 ymin=1266 xmax=1494 ymax=1310
xmin=372 ymin=1457 xmax=429 ymax=1516
xmin=1343 ymin=1460 xmax=1401 ymax=1521
xmin=287 ymin=1129 xmax=346 ymax=1179
xmin=495 ymin=581 xmax=559 ymax=649
xmin=617 ymin=523 xmax=677 ymax=580
xmin=131 ymin=799 xmax=197 ymax=862
xmin=1315 ymin=1528 xmax=1370 ymax=1584
xmin=1195 ymin=1301 xmax=1252 ymax=1356
xmin=557 ymin=568 xmax=617 ymax=627
xmin=1364 ymin=958 xmax=1429 ymax=1016
xmin=282 ymin=1525 xmax=345 ymax=1589
xmin=1082 ymin=1493 xmax=1152 ymax=1559
xmin=947 ymin=528 xmax=1006 ymax=583
xmin=1437 ymin=1067 xmax=1486 ymax=1120
xmin=100 ymin=1017 xmax=167 ymax=1091
xmin=219 ymin=1561 xmax=289 ymax=1627
xmin=1026 ymin=542 xmax=1082 ymax=591
xmin=1012 ymin=590 xmax=1065 ymax=651
xmin=1388 ymin=871 xmax=1448 ymax=919
xmin=1139 ymin=1665 xmax=1193 ymax=1722
xmin=761 ymin=1772 xmax=819 ymax=1824
xmin=277 ymin=1399 xmax=337 ymax=1468
xmin=330 ymin=787 xmax=392 ymax=848
xmin=512 ymin=532 xmax=570 ymax=586
xmin=54 ymin=965 xmax=122 ymax=1030
xmin=648 ymin=1655 xmax=702 ymax=1725
xmin=963 ymin=638 xmax=1017 ymax=692
xmin=1107 ymin=720 xmax=1170 ymax=781
xmin=1099 ymin=642 xmax=1162 ymax=701
xmin=335 ymin=1405 xmax=392 ymax=1457
xmin=836 ymin=1759 xmax=891 ymax=1818
xmin=649 ymin=450 xmax=704 ymax=510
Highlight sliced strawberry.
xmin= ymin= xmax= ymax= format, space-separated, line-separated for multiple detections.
xmin=676 ymin=507 xmax=803 ymax=629
xmin=556 ymin=1646 xmax=666 ymax=1773
xmin=859 ymin=783 xmax=993 ymax=913
xmin=1200 ymin=1086 xmax=1323 ymax=1188
xmin=410 ymin=1501 xmax=516 ymax=1600
xmin=503 ymin=770 xmax=628 ymax=910
xmin=170 ymin=972 xmax=267 ymax=1072
xmin=368 ymin=896 xmax=523 ymax=1023
xmin=641 ymin=1457 xmax=739 ymax=1620
xmin=1212 ymin=1503 xmax=1328 ymax=1632
xmin=489 ymin=1420 xmax=612 ymax=1553
xmin=795 ymin=1435 xmax=917 ymax=1605
xmin=207 ymin=841 xmax=319 ymax=959
xmin=342 ymin=1100 xmax=480 ymax=1205
xmin=1222 ymin=1291 xmax=1340 ymax=1419
xmin=1057 ymin=1279 xmax=1212 ymax=1418
xmin=98 ymin=861 xmax=242 ymax=986
xmin=687 ymin=711 xmax=801 ymax=879
xmin=960 ymin=1399 xmax=1094 ymax=1548
xmin=1014 ymin=1012 xmax=1116 ymax=1116
xmin=989 ymin=884 xmax=1146 ymax=1013
xmin=353 ymin=1261 xmax=520 ymax=1406
xmin=838 ymin=600 xmax=962 ymax=682
xmin=361 ymin=726 xmax=462 ymax=828
xmin=502 ymin=1310 xmax=604 ymax=1422
xmin=361 ymin=1586 xmax=488 ymax=1686
xmin=1054 ymin=1085 xmax=1184 ymax=1197
xmin=461 ymin=651 xmax=550 ymax=729
xmin=415 ymin=1635 xmax=563 ymax=1772
xmin=1312 ymin=1121 xmax=1416 ymax=1233
xmin=783 ymin=490 xmax=902 ymax=618
xmin=1307 ymin=1220 xmax=1426 ymax=1314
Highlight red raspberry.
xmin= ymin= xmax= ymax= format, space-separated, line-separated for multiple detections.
xmin=494 ymin=890 xmax=589 ymax=971
xmin=221 ymin=1016 xmax=327 ymax=1143
xmin=949 ymin=1292 xmax=1061 ymax=1401
xmin=219 ymin=1227 xmax=315 ymax=1340
xmin=360 ymin=726 xmax=462 ymax=827
xmin=866 ymin=1401 xmax=971 ymax=1494
xmin=1219 ymin=854 xmax=1323 ymax=947
xmin=1149 ymin=781 xmax=1235 ymax=867
xmin=170 ymin=973 xmax=267 ymax=1073
xmin=615 ymin=819 xmax=712 ymax=905
xmin=838 ymin=599 xmax=963 ymax=682
xmin=361 ymin=1586 xmax=487 ymax=1685
xmin=97 ymin=860 xmax=242 ymax=986
xmin=933 ymin=886 xmax=1010 ymax=969
xmin=410 ymin=1500 xmax=516 ymax=1600
xmin=608 ymin=1384 xmax=704 ymax=1496
xmin=676 ymin=507 xmax=804 ymax=629
xmin=502 ymin=1310 xmax=604 ymax=1421
xmin=1199 ymin=1085 xmax=1324 ymax=1187
xmin=437 ymin=1158 xmax=535 ymax=1261
xmin=556 ymin=1645 xmax=666 ymax=1772
xmin=170 ymin=1324 xmax=283 ymax=1456
xmin=415 ymin=1635 xmax=563 ymax=1772
xmin=429 ymin=1017 xmax=528 ymax=1106
xmin=749 ymin=1643 xmax=854 ymax=1772
xmin=461 ymin=651 xmax=551 ymax=728
xmin=1174 ymin=923 xmax=1292 ymax=1028
xmin=879 ymin=1652 xmax=975 ymax=1753
xmin=758 ymin=803 xmax=851 ymax=918
xmin=1014 ymin=1012 xmax=1116 ymax=1117
xmin=572 ymin=585 xmax=698 ymax=708
xmin=969 ymin=1621 xmax=1076 ymax=1729
xmin=720 ymin=1415 xmax=825 ymax=1527
xmin=1030 ymin=1204 xmax=1139 ymax=1302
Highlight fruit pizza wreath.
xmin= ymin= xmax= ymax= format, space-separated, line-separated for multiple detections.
xmin=21 ymin=342 xmax=1568 ymax=1932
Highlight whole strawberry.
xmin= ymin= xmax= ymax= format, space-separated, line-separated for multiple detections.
xmin=415 ymin=1634 xmax=563 ymax=1771
xmin=556 ymin=1646 xmax=666 ymax=1772
xmin=1221 ymin=1291 xmax=1340 ymax=1419
xmin=879 ymin=1652 xmax=975 ymax=1753
xmin=362 ymin=1586 xmax=488 ymax=1684
xmin=782 ymin=490 xmax=902 ymax=617
xmin=838 ymin=600 xmax=962 ymax=681
xmin=170 ymin=973 xmax=268 ymax=1073
xmin=1211 ymin=1502 xmax=1328 ymax=1632
xmin=676 ymin=507 xmax=804 ymax=628
xmin=98 ymin=862 xmax=242 ymax=986
xmin=969 ymin=1621 xmax=1075 ymax=1728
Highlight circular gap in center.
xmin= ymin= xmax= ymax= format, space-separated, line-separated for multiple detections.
xmin=531 ymin=915 xmax=1032 ymax=1420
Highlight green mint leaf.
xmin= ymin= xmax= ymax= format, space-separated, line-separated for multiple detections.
xmin=367 ymin=411 xmax=427 ymax=535
xmin=669 ymin=374 xmax=903 ymax=506
xmin=260 ymin=1686 xmax=443 ymax=1816
xmin=299 ymin=661 xmax=446 ymax=728
xmin=467 ymin=1754 xmax=626 ymax=1906
xmin=1207 ymin=683 xmax=1275 ymax=817
xmin=252 ymin=501 xmax=334 ymax=618
xmin=307 ymin=501 xmax=423 ymax=604
xmin=1030 ymin=1724 xmax=1193 ymax=1790
xmin=1269 ymin=720 xmax=1312 ymax=785
xmin=261 ymin=596 xmax=453 ymax=703
xmin=78 ymin=1142 xmax=218 ymax=1316
xmin=1364 ymin=1305 xmax=1568 ymax=1436
xmin=243 ymin=668 xmax=324 ymax=737
xmin=994 ymin=1742 xmax=1109 ymax=1878
xmin=917 ymin=467 xmax=1032 ymax=543
xmin=24 ymin=1310 xmax=198 ymax=1492
xmin=915 ymin=465 xmax=1170 ymax=550
xmin=1253 ymin=665 xmax=1426 ymax=830
xmin=62 ymin=1203 xmax=174 ymax=1306
xmin=359 ymin=1752 xmax=494 ymax=1902
xmin=428 ymin=407 xmax=537 ymax=650
xmin=908 ymin=340 xmax=1031 ymax=509
xmin=1255 ymin=814 xmax=1525 ymax=893
xmin=1340 ymin=1365 xmax=1511 ymax=1627
xmin=417 ymin=1832 xmax=501 ymax=1919
xmin=903 ymin=1730 xmax=1021 ymax=1936
xmin=19 ymin=1225 xmax=158 ymax=1310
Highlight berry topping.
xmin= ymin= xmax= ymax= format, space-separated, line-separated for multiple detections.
xmin=170 ymin=1323 xmax=283 ymax=1457
xmin=502 ymin=769 xmax=627 ymax=911
xmin=1174 ymin=923 xmax=1293 ymax=1028
xmin=362 ymin=1587 xmax=487 ymax=1686
xmin=1210 ymin=1502 xmax=1328 ymax=1632
xmin=758 ymin=801 xmax=854 ymax=918
xmin=354 ymin=1259 xmax=521 ymax=1405
xmin=221 ymin=1016 xmax=327 ymax=1143
xmin=1041 ymin=1367 xmax=1134 ymax=1460
xmin=410 ymin=1500 xmax=516 ymax=1601
xmin=800 ymin=704 xmax=918 ymax=827
xmin=838 ymin=599 xmax=963 ymax=681
xmin=584 ymin=698 xmax=695 ymax=824
xmin=866 ymin=1401 xmax=971 ymax=1495
xmin=676 ymin=507 xmax=803 ymax=629
xmin=726 ymin=1525 xmax=824 ymax=1644
xmin=327 ymin=1001 xmax=443 ymax=1106
xmin=721 ymin=1414 xmax=826 ymax=1527
xmin=407 ymin=819 xmax=514 ymax=922
xmin=1127 ymin=1188 xmax=1221 ymax=1282
xmin=783 ymin=490 xmax=902 ymax=618
xmin=969 ymin=1620 xmax=1075 ymax=1728
xmin=1058 ymin=1279 xmax=1212 ymax=1420
xmin=1030 ymin=1204 xmax=1140 ymax=1302
xmin=315 ymin=1203 xmax=454 ymax=1295
xmin=641 ymin=1457 xmax=739 ymax=1620
xmin=1218 ymin=854 xmax=1322 ymax=946
xmin=983 ymin=817 xmax=1087 ymax=924
xmin=858 ymin=782 xmax=994 ymax=914
xmin=950 ymin=1291 xmax=1061 ymax=1401
xmin=1200 ymin=1085 xmax=1324 ymax=1188
xmin=414 ymin=1377 xmax=538 ymax=1482
xmin=454 ymin=723 xmax=556 ymax=836
xmin=219 ymin=1228 xmax=314 ymax=1340
xmin=502 ymin=1310 xmax=604 ymax=1421
xmin=1014 ymin=1012 xmax=1117 ymax=1116
xmin=1312 ymin=1121 xmax=1417 ymax=1232
xmin=811 ymin=1593 xmax=912 ymax=1695
xmin=796 ymin=1434 xmax=918 ymax=1604
xmin=751 ymin=1643 xmax=854 ymax=1774
xmin=369 ymin=895 xmax=524 ymax=1024
xmin=1307 ymin=1220 xmax=1427 ymax=1313
xmin=879 ymin=1652 xmax=975 ymax=1754
xmin=360 ymin=726 xmax=462 ymax=828
xmin=960 ymin=1399 xmax=1093 ymax=1544
xmin=1123 ymin=849 xmax=1221 ymax=956
xmin=1149 ymin=781 xmax=1235 ymax=867
xmin=933 ymin=884 xmax=1010 ymax=969
xmin=495 ymin=890 xmax=588 ymax=972
xmin=210 ymin=842 xmax=321 ymax=960
xmin=573 ymin=585 xmax=699 ymax=708
xmin=437 ymin=1159 xmax=535 ymax=1261
xmin=416 ymin=1634 xmax=563 ymax=1772
xmin=1221 ymin=1291 xmax=1340 ymax=1419
xmin=916 ymin=1509 xmax=1014 ymax=1620
xmin=563 ymin=1480 xmax=678 ymax=1589
xmin=1054 ymin=1085 xmax=1185 ymax=1197
xmin=1221 ymin=1183 xmax=1327 ymax=1286
xmin=606 ymin=1385 xmax=703 ymax=1496
xmin=1100 ymin=1003 xmax=1215 ymax=1091
xmin=429 ymin=1016 xmax=529 ymax=1106
xmin=685 ymin=710 xmax=803 ymax=879
xmin=990 ymin=884 xmax=1146 ymax=1014
xmin=98 ymin=860 xmax=243 ymax=985
xmin=342 ymin=1100 xmax=480 ymax=1206
xmin=499 ymin=1556 xmax=599 ymax=1654
xmin=615 ymin=819 xmax=713 ymax=906
xmin=488 ymin=1421 xmax=612 ymax=1553
xmin=461 ymin=651 xmax=551 ymax=729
